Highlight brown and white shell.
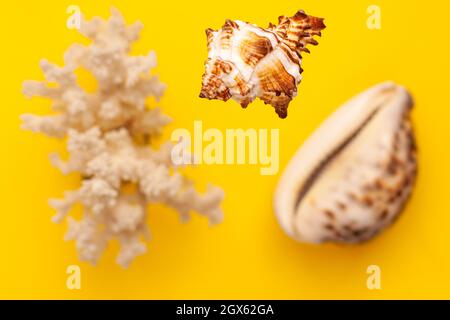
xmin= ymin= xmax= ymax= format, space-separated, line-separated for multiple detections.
xmin=199 ymin=10 xmax=325 ymax=118
xmin=274 ymin=82 xmax=418 ymax=243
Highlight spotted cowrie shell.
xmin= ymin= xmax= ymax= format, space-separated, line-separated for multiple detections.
xmin=274 ymin=82 xmax=418 ymax=243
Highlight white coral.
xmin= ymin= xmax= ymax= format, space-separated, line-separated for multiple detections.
xmin=21 ymin=8 xmax=224 ymax=267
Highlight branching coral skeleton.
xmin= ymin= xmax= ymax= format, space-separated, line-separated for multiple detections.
xmin=21 ymin=8 xmax=224 ymax=267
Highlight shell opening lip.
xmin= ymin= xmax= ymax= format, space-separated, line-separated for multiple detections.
xmin=293 ymin=107 xmax=382 ymax=212
xmin=292 ymin=84 xmax=403 ymax=214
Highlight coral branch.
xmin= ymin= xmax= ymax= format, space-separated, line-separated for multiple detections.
xmin=22 ymin=8 xmax=224 ymax=267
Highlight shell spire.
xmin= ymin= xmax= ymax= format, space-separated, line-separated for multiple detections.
xmin=270 ymin=10 xmax=326 ymax=55
xmin=199 ymin=10 xmax=325 ymax=118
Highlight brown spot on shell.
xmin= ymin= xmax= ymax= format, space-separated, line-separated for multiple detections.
xmin=239 ymin=32 xmax=273 ymax=68
xmin=336 ymin=201 xmax=347 ymax=210
xmin=240 ymin=99 xmax=251 ymax=108
xmin=361 ymin=195 xmax=374 ymax=207
xmin=323 ymin=209 xmax=335 ymax=220
xmin=388 ymin=193 xmax=397 ymax=204
xmin=379 ymin=209 xmax=389 ymax=220
xmin=351 ymin=228 xmax=368 ymax=238
xmin=374 ymin=178 xmax=384 ymax=190
xmin=347 ymin=192 xmax=357 ymax=201
xmin=387 ymin=156 xmax=398 ymax=175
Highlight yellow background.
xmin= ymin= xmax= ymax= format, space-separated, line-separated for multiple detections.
xmin=1 ymin=0 xmax=449 ymax=299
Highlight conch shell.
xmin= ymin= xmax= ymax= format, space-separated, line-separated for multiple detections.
xmin=274 ymin=82 xmax=418 ymax=243
xmin=199 ymin=10 xmax=325 ymax=118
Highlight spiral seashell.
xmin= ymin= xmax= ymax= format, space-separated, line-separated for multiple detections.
xmin=199 ymin=10 xmax=325 ymax=118
xmin=274 ymin=82 xmax=418 ymax=243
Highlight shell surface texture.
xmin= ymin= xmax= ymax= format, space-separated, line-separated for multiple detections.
xmin=274 ymin=82 xmax=418 ymax=243
xmin=199 ymin=10 xmax=325 ymax=118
